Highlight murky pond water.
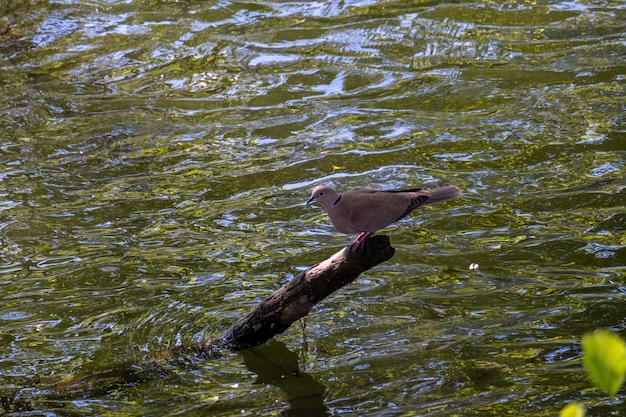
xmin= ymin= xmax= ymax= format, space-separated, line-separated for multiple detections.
xmin=1 ymin=0 xmax=624 ymax=415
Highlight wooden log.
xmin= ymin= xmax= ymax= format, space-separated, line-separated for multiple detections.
xmin=222 ymin=235 xmax=395 ymax=350
xmin=2 ymin=238 xmax=394 ymax=409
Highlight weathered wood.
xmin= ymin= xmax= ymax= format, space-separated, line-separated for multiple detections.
xmin=2 ymin=237 xmax=395 ymax=410
xmin=222 ymin=235 xmax=395 ymax=350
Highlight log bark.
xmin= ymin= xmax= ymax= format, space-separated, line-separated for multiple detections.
xmin=3 ymin=237 xmax=394 ymax=409
xmin=222 ymin=235 xmax=395 ymax=350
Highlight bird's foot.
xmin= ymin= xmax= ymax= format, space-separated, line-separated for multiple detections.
xmin=348 ymin=232 xmax=374 ymax=252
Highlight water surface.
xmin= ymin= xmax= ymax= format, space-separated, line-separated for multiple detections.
xmin=1 ymin=0 xmax=625 ymax=416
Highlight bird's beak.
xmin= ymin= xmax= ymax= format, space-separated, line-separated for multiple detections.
xmin=306 ymin=197 xmax=314 ymax=206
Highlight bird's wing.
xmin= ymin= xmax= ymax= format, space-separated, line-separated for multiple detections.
xmin=345 ymin=190 xmax=412 ymax=233
xmin=392 ymin=186 xmax=461 ymax=219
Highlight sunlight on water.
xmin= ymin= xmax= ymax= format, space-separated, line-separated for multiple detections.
xmin=0 ymin=0 xmax=624 ymax=415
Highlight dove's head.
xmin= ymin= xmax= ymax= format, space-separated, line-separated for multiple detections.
xmin=306 ymin=185 xmax=340 ymax=209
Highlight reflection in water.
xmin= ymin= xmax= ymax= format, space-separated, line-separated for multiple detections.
xmin=0 ymin=0 xmax=624 ymax=415
xmin=0 ymin=338 xmax=328 ymax=416
xmin=241 ymin=340 xmax=329 ymax=417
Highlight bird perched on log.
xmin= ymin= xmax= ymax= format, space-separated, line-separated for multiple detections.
xmin=306 ymin=184 xmax=462 ymax=249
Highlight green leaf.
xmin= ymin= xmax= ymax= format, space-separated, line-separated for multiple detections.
xmin=560 ymin=403 xmax=585 ymax=417
xmin=582 ymin=330 xmax=626 ymax=395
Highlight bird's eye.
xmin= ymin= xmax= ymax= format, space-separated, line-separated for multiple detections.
xmin=319 ymin=192 xmax=324 ymax=196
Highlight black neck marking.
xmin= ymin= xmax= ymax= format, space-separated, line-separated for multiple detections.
xmin=333 ymin=194 xmax=342 ymax=206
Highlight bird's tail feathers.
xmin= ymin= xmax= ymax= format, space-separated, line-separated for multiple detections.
xmin=424 ymin=186 xmax=462 ymax=205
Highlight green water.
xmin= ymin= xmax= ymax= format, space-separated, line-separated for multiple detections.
xmin=1 ymin=0 xmax=624 ymax=415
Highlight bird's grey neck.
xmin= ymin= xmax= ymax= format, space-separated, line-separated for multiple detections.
xmin=333 ymin=194 xmax=342 ymax=206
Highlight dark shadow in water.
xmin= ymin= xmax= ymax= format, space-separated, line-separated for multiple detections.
xmin=240 ymin=339 xmax=330 ymax=417
xmin=0 ymin=337 xmax=329 ymax=416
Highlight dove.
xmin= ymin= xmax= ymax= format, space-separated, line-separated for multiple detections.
xmin=306 ymin=184 xmax=462 ymax=249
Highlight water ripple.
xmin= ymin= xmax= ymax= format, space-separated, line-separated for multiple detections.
xmin=0 ymin=0 xmax=624 ymax=415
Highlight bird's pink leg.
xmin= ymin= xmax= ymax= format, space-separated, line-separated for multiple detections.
xmin=348 ymin=232 xmax=373 ymax=252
